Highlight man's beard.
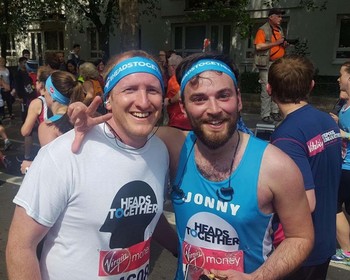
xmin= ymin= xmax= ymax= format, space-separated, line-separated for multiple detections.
xmin=187 ymin=114 xmax=237 ymax=150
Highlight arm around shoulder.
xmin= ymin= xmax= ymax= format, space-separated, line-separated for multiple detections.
xmin=156 ymin=126 xmax=188 ymax=177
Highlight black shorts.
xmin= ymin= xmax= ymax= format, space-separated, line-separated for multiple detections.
xmin=337 ymin=169 xmax=350 ymax=214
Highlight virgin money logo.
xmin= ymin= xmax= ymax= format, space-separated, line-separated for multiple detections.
xmin=183 ymin=244 xmax=204 ymax=268
xmin=102 ymin=249 xmax=131 ymax=275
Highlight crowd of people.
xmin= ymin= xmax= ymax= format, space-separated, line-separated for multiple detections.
xmin=1 ymin=6 xmax=350 ymax=280
xmin=0 ymin=46 xmax=106 ymax=169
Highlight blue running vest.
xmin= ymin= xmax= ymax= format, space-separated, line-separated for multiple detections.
xmin=172 ymin=132 xmax=274 ymax=279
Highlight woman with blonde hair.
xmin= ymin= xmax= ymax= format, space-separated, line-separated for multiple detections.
xmin=78 ymin=62 xmax=103 ymax=105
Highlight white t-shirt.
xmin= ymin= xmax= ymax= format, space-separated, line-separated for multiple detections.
xmin=14 ymin=123 xmax=169 ymax=279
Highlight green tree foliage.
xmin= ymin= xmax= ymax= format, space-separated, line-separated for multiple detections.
xmin=186 ymin=0 xmax=251 ymax=38
xmin=0 ymin=0 xmax=159 ymax=58
xmin=0 ymin=0 xmax=36 ymax=57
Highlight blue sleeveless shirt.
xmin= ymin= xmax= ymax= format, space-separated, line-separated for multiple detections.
xmin=172 ymin=132 xmax=274 ymax=279
xmin=339 ymin=105 xmax=350 ymax=170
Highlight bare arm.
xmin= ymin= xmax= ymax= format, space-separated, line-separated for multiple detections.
xmin=6 ymin=206 xmax=50 ymax=280
xmin=251 ymin=145 xmax=314 ymax=279
xmin=203 ymin=144 xmax=314 ymax=280
xmin=255 ymin=39 xmax=286 ymax=51
xmin=20 ymin=160 xmax=32 ymax=174
xmin=156 ymin=126 xmax=187 ymax=178
xmin=0 ymin=125 xmax=8 ymax=139
xmin=21 ymin=99 xmax=41 ymax=136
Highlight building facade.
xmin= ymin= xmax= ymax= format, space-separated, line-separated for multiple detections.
xmin=4 ymin=0 xmax=349 ymax=76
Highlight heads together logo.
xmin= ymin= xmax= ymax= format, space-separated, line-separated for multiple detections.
xmin=182 ymin=212 xmax=243 ymax=279
xmin=185 ymin=212 xmax=239 ymax=250
xmin=100 ymin=180 xmax=158 ymax=249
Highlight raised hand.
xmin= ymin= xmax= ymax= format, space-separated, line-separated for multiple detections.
xmin=67 ymin=96 xmax=112 ymax=153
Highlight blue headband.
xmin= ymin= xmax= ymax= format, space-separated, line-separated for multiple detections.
xmin=180 ymin=59 xmax=237 ymax=96
xmin=103 ymin=56 xmax=164 ymax=100
xmin=45 ymin=75 xmax=70 ymax=105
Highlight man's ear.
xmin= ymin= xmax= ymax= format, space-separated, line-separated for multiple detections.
xmin=179 ymin=100 xmax=187 ymax=117
xmin=266 ymin=83 xmax=272 ymax=96
xmin=237 ymin=88 xmax=243 ymax=112
xmin=310 ymin=80 xmax=315 ymax=92
xmin=105 ymin=97 xmax=112 ymax=110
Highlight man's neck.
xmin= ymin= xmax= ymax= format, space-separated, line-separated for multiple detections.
xmin=278 ymin=101 xmax=308 ymax=118
xmin=106 ymin=119 xmax=148 ymax=149
xmin=268 ymin=19 xmax=279 ymax=29
xmin=194 ymin=132 xmax=241 ymax=181
xmin=196 ymin=136 xmax=236 ymax=160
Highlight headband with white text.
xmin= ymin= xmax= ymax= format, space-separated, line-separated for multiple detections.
xmin=103 ymin=56 xmax=164 ymax=100
xmin=180 ymin=59 xmax=237 ymax=96
xmin=45 ymin=75 xmax=70 ymax=105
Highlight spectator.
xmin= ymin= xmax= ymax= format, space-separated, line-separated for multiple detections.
xmin=56 ymin=51 xmax=67 ymax=71
xmin=158 ymin=50 xmax=169 ymax=91
xmin=66 ymin=59 xmax=78 ymax=78
xmin=0 ymin=56 xmax=15 ymax=119
xmin=164 ymin=54 xmax=191 ymax=130
xmin=22 ymin=49 xmax=30 ymax=59
xmin=43 ymin=52 xmax=60 ymax=70
xmin=93 ymin=58 xmax=105 ymax=87
xmin=78 ymin=62 xmax=103 ymax=106
xmin=269 ymin=55 xmax=342 ymax=280
xmin=254 ymin=7 xmax=287 ymax=124
xmin=158 ymin=50 xmax=167 ymax=68
xmin=67 ymin=43 xmax=81 ymax=67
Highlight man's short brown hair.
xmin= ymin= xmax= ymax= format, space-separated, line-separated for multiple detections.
xmin=268 ymin=55 xmax=315 ymax=104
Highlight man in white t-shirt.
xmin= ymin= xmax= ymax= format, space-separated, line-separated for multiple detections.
xmin=6 ymin=51 xmax=177 ymax=279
